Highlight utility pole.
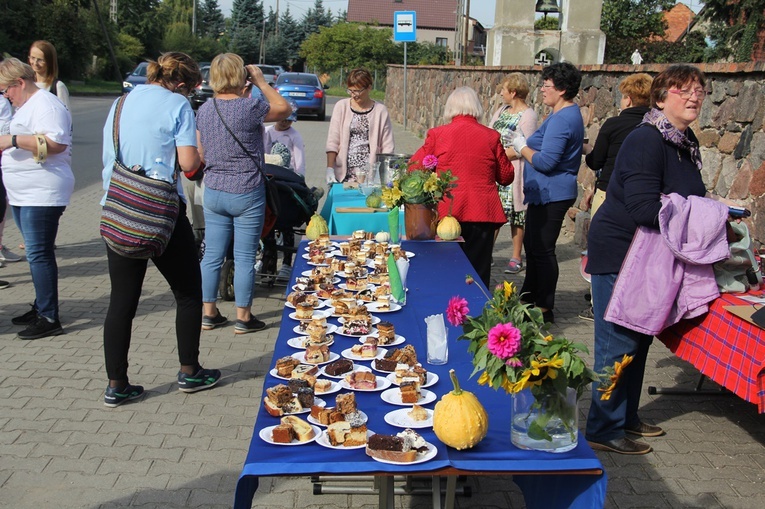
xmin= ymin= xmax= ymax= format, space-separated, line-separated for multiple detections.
xmin=192 ymin=0 xmax=197 ymax=36
xmin=109 ymin=0 xmax=117 ymax=23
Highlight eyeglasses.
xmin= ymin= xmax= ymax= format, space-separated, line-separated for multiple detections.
xmin=0 ymin=84 xmax=18 ymax=96
xmin=540 ymin=84 xmax=555 ymax=89
xmin=346 ymin=87 xmax=368 ymax=96
xmin=668 ymin=88 xmax=707 ymax=100
xmin=28 ymin=56 xmax=45 ymax=65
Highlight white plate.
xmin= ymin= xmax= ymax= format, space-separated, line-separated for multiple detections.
xmin=368 ymin=441 xmax=437 ymax=465
xmin=268 ymin=366 xmax=324 ymax=381
xmin=288 ymin=309 xmax=331 ymax=321
xmin=293 ymin=323 xmax=337 ymax=336
xmin=322 ymin=364 xmax=371 ymax=379
xmin=308 ymin=410 xmax=369 ymax=428
xmin=338 ymin=315 xmax=381 ymax=325
xmin=316 ymin=429 xmax=374 ymax=450
xmin=385 ymin=372 xmax=439 ymax=389
xmin=303 ymin=242 xmax=340 ymax=251
xmin=336 ymin=327 xmax=376 ymax=338
xmin=301 ymin=269 xmax=335 ymax=277
xmin=341 ymin=346 xmax=388 ymax=361
xmin=302 ymin=251 xmax=341 ymax=260
xmin=365 ymin=333 xmax=406 ymax=347
xmin=284 ymin=299 xmax=326 ymax=310
xmin=291 ymin=351 xmax=340 ymax=366
xmin=384 ymin=407 xmax=434 ymax=429
xmin=286 ymin=336 xmax=334 ymax=349
xmin=339 ymin=375 xmax=392 ymax=392
xmin=380 ymin=388 xmax=436 ymax=406
xmin=259 ymin=424 xmax=321 ymax=445
xmin=336 ymin=269 xmax=369 ymax=279
xmin=314 ymin=380 xmax=342 ymax=396
xmin=338 ymin=282 xmax=374 ymax=292
xmin=365 ymin=302 xmax=402 ymax=313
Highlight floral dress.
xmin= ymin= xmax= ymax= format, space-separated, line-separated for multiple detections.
xmin=344 ymin=106 xmax=373 ymax=182
xmin=492 ymin=108 xmax=525 ymax=226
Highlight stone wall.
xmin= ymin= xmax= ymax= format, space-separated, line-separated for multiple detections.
xmin=385 ymin=62 xmax=765 ymax=245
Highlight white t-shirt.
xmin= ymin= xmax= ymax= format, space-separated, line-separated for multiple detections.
xmin=36 ymin=80 xmax=70 ymax=110
xmin=0 ymin=95 xmax=11 ymax=123
xmin=1 ymin=89 xmax=74 ymax=207
xmin=264 ymin=125 xmax=306 ymax=176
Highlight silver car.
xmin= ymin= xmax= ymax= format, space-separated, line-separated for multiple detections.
xmin=255 ymin=64 xmax=278 ymax=86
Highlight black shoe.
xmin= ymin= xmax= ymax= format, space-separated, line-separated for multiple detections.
xmin=0 ymin=280 xmax=9 ymax=290
xmin=542 ymin=309 xmax=555 ymax=324
xmin=587 ymin=436 xmax=652 ymax=455
xmin=578 ymin=307 xmax=594 ymax=322
xmin=625 ymin=421 xmax=665 ymax=437
xmin=201 ymin=311 xmax=228 ymax=330
xmin=235 ymin=316 xmax=267 ymax=334
xmin=104 ymin=383 xmax=145 ymax=408
xmin=177 ymin=366 xmax=221 ymax=393
xmin=12 ymin=305 xmax=38 ymax=325
xmin=17 ymin=316 xmax=64 ymax=340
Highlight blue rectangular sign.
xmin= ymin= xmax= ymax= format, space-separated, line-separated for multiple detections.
xmin=394 ymin=11 xmax=417 ymax=42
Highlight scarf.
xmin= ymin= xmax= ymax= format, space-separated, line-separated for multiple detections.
xmin=642 ymin=108 xmax=703 ymax=171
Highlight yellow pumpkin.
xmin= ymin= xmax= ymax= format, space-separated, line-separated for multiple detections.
xmin=433 ymin=369 xmax=489 ymax=450
xmin=305 ymin=214 xmax=329 ymax=240
xmin=437 ymin=215 xmax=461 ymax=241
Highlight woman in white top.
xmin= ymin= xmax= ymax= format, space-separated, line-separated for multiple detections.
xmin=29 ymin=40 xmax=70 ymax=110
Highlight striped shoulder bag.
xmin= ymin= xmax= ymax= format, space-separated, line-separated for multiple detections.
xmin=99 ymin=95 xmax=179 ymax=259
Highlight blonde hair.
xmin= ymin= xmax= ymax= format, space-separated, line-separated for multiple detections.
xmin=0 ymin=58 xmax=36 ymax=87
xmin=443 ymin=87 xmax=483 ymax=122
xmin=209 ymin=53 xmax=247 ymax=95
xmin=30 ymin=40 xmax=59 ymax=86
xmin=146 ymin=52 xmax=201 ymax=91
xmin=500 ymin=73 xmax=530 ymax=100
xmin=619 ymin=73 xmax=652 ymax=107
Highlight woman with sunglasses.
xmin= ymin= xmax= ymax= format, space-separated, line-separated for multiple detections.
xmin=29 ymin=40 xmax=70 ymax=110
xmin=99 ymin=52 xmax=220 ymax=408
xmin=325 ymin=68 xmax=394 ymax=184
xmin=0 ymin=58 xmax=73 ymax=339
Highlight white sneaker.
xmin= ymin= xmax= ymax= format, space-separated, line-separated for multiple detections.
xmin=0 ymin=246 xmax=23 ymax=262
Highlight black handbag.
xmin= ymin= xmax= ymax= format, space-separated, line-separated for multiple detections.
xmin=213 ymin=99 xmax=281 ymax=237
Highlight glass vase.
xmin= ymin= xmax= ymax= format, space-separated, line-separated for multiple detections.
xmin=511 ymin=387 xmax=578 ymax=453
xmin=404 ymin=203 xmax=438 ymax=240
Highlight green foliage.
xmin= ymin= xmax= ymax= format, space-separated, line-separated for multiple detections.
xmin=405 ymin=42 xmax=452 ymax=65
xmin=702 ymin=0 xmax=763 ymax=62
xmin=301 ymin=0 xmax=334 ymax=40
xmin=163 ymin=22 xmax=196 ymax=55
xmin=230 ymin=24 xmax=261 ymax=64
xmin=198 ymin=0 xmax=226 ymax=39
xmin=300 ymin=23 xmax=396 ymax=73
xmin=601 ymin=0 xmax=674 ymax=62
xmin=534 ymin=16 xmax=560 ymax=31
xmin=118 ymin=0 xmax=167 ymax=59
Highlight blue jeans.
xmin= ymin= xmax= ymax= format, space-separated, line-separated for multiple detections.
xmin=12 ymin=205 xmax=65 ymax=321
xmin=201 ymin=186 xmax=265 ymax=308
xmin=585 ymin=273 xmax=653 ymax=442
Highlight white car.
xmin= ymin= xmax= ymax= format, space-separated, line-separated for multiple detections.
xmin=255 ymin=64 xmax=278 ymax=86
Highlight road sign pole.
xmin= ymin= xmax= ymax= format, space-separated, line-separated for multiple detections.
xmin=403 ymin=42 xmax=407 ymax=131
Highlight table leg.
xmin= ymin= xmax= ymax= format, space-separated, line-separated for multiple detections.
xmin=431 ymin=476 xmax=442 ymax=508
xmin=445 ymin=475 xmax=457 ymax=509
xmin=377 ymin=475 xmax=394 ymax=509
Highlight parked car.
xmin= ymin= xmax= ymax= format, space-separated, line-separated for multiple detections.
xmin=255 ymin=64 xmax=278 ymax=86
xmin=189 ymin=65 xmax=213 ymax=110
xmin=274 ymin=72 xmax=327 ymax=121
xmin=122 ymin=62 xmax=148 ymax=94
xmin=272 ymin=65 xmax=286 ymax=76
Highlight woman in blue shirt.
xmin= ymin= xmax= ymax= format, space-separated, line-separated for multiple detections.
xmin=509 ymin=63 xmax=584 ymax=323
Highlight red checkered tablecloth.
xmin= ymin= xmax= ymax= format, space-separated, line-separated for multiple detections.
xmin=657 ymin=293 xmax=765 ymax=413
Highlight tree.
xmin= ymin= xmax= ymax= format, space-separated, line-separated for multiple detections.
xmin=534 ymin=16 xmax=559 ymax=31
xmin=406 ymin=42 xmax=452 ymax=65
xmin=600 ymin=0 xmax=674 ymax=63
xmin=301 ymin=0 xmax=334 ymax=40
xmin=276 ymin=7 xmax=303 ymax=68
xmin=300 ymin=23 xmax=396 ymax=73
xmin=198 ymin=0 xmax=225 ymax=39
xmin=702 ymin=0 xmax=764 ymax=62
xmin=229 ymin=0 xmax=264 ymax=60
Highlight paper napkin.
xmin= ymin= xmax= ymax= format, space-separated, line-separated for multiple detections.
xmin=424 ymin=313 xmax=448 ymax=364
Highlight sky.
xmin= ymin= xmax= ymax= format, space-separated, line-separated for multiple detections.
xmin=216 ymin=1 xmax=702 ymax=29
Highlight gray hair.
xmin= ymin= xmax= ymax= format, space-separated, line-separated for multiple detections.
xmin=443 ymin=87 xmax=483 ymax=122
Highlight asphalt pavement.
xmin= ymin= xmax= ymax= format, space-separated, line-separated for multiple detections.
xmin=0 ymin=96 xmax=763 ymax=509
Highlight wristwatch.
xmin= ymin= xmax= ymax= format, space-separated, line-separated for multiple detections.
xmin=11 ymin=135 xmax=17 ymax=148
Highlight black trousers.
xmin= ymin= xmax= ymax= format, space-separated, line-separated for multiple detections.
xmin=103 ymin=204 xmax=203 ymax=383
xmin=460 ymin=221 xmax=499 ymax=288
xmin=520 ymin=199 xmax=575 ymax=310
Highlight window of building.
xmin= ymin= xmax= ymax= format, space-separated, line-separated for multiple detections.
xmin=436 ymin=38 xmax=448 ymax=47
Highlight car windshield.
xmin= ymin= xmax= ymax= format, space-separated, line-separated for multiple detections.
xmin=277 ymin=74 xmax=319 ymax=87
xmin=132 ymin=62 xmax=148 ymax=77
xmin=258 ymin=66 xmax=276 ymax=75
xmin=201 ymin=67 xmax=210 ymax=81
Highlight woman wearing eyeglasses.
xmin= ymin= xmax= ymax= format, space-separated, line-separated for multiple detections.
xmin=0 ymin=58 xmax=73 ymax=339
xmin=29 ymin=40 xmax=70 ymax=110
xmin=325 ymin=68 xmax=394 ymax=184
xmin=585 ymin=65 xmax=712 ymax=455
xmin=99 ymin=52 xmax=221 ymax=408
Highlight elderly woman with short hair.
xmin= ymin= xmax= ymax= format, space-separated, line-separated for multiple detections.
xmin=196 ymin=53 xmax=291 ymax=334
xmin=410 ymin=86 xmax=514 ymax=287
xmin=0 ymin=57 xmax=73 ymax=340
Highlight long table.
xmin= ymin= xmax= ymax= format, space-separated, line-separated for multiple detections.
xmin=320 ymin=184 xmax=404 ymax=236
xmin=657 ymin=293 xmax=765 ymax=413
xmin=234 ymin=241 xmax=607 ymax=509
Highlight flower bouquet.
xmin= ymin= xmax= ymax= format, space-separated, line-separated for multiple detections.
xmin=447 ymin=277 xmax=631 ymax=452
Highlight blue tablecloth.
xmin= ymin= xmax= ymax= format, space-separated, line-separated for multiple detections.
xmin=234 ymin=241 xmax=607 ymax=509
xmin=320 ymin=184 xmax=404 ymax=236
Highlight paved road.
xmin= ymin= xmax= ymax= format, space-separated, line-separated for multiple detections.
xmin=0 ymin=95 xmax=762 ymax=509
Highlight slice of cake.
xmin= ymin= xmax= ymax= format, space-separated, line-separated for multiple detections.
xmin=345 ymin=370 xmax=377 ymax=390
xmin=295 ymin=301 xmax=315 ymax=320
xmin=399 ymin=378 xmax=421 ymax=404
xmin=335 ymin=392 xmax=357 ymax=415
xmin=326 ymin=421 xmax=352 ymax=446
xmin=271 ymin=424 xmax=295 ymax=443
xmin=314 ymin=379 xmax=332 ymax=394
xmin=360 ymin=337 xmax=379 ymax=357
xmin=280 ymin=415 xmax=315 ymax=442
xmin=407 ymin=404 xmax=428 ymax=422
xmin=304 ymin=344 xmax=330 ymax=364
xmin=376 ymin=321 xmax=395 ymax=345
xmin=275 ymin=356 xmax=301 ymax=378
xmin=324 ymin=358 xmax=353 ymax=376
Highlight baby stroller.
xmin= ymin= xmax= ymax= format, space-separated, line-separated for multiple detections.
xmin=218 ymin=163 xmax=319 ymax=300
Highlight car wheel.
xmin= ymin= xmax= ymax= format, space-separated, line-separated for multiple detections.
xmin=317 ymin=107 xmax=326 ymax=121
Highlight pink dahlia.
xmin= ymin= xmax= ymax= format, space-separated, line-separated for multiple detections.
xmin=422 ymin=155 xmax=438 ymax=170
xmin=487 ymin=322 xmax=522 ymax=359
xmin=446 ymin=296 xmax=470 ymax=326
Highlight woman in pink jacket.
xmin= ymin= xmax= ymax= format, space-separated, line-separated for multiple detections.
xmin=325 ymin=68 xmax=394 ymax=184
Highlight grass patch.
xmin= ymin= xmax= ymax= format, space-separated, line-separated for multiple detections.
xmin=67 ymin=79 xmax=122 ymax=94
xmin=326 ymin=87 xmax=386 ymax=102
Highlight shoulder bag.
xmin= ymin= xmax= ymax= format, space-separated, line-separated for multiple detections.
xmin=213 ymin=98 xmax=280 ymax=237
xmin=99 ymin=95 xmax=180 ymax=259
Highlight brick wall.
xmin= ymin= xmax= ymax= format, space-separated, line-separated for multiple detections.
xmin=385 ymin=62 xmax=765 ymax=245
